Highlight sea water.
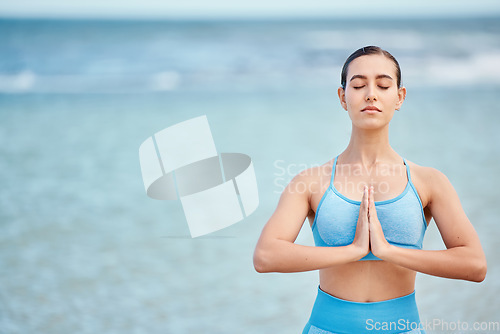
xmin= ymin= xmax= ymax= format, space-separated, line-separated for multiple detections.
xmin=0 ymin=17 xmax=499 ymax=333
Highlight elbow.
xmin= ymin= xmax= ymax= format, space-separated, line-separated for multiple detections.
xmin=469 ymin=258 xmax=487 ymax=283
xmin=253 ymin=247 xmax=273 ymax=273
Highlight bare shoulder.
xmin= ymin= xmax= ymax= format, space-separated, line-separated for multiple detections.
xmin=280 ymin=159 xmax=333 ymax=213
xmin=406 ymin=160 xmax=449 ymax=182
xmin=405 ymin=159 xmax=453 ymax=207
xmin=271 ymin=160 xmax=333 ymax=227
xmin=286 ymin=160 xmax=333 ymax=198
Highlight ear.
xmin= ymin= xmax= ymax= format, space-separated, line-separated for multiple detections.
xmin=338 ymin=87 xmax=348 ymax=111
xmin=396 ymin=86 xmax=406 ymax=110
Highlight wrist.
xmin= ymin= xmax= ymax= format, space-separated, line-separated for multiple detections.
xmin=348 ymin=243 xmax=369 ymax=261
xmin=374 ymin=242 xmax=394 ymax=261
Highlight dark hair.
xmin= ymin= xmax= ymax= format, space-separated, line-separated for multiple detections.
xmin=340 ymin=46 xmax=401 ymax=89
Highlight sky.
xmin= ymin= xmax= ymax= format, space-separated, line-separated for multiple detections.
xmin=1 ymin=0 xmax=500 ymax=19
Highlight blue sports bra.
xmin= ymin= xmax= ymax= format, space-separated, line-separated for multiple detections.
xmin=311 ymin=155 xmax=428 ymax=261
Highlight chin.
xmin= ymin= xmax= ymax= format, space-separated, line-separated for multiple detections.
xmin=353 ymin=120 xmax=389 ymax=130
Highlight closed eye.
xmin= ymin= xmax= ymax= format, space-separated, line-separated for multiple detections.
xmin=378 ymin=86 xmax=389 ymax=89
xmin=353 ymin=86 xmax=365 ymax=89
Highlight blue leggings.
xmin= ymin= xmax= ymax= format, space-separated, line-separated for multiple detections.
xmin=303 ymin=287 xmax=426 ymax=334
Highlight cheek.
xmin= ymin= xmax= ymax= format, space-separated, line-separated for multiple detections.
xmin=380 ymin=91 xmax=399 ymax=105
xmin=344 ymin=91 xmax=361 ymax=105
xmin=391 ymin=88 xmax=401 ymax=100
xmin=393 ymin=95 xmax=402 ymax=106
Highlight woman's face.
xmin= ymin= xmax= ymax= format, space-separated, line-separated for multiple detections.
xmin=338 ymin=54 xmax=406 ymax=130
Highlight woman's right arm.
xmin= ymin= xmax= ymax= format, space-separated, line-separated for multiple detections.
xmin=253 ymin=171 xmax=370 ymax=273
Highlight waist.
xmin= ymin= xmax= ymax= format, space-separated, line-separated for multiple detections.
xmin=319 ymin=261 xmax=416 ymax=302
xmin=307 ymin=286 xmax=423 ymax=333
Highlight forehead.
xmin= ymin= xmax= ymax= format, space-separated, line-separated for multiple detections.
xmin=347 ymin=54 xmax=397 ymax=79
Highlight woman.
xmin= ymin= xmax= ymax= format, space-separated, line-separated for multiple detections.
xmin=253 ymin=46 xmax=487 ymax=334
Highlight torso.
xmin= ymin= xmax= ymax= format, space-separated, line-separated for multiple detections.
xmin=306 ymin=157 xmax=432 ymax=302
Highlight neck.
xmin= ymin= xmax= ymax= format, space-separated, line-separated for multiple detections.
xmin=342 ymin=124 xmax=398 ymax=165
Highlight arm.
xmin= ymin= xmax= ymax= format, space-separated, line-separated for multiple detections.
xmin=370 ymin=169 xmax=487 ymax=282
xmin=253 ymin=171 xmax=370 ymax=273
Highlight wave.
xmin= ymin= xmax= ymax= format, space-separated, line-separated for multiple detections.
xmin=0 ymin=70 xmax=181 ymax=94
xmin=1 ymin=53 xmax=500 ymax=94
xmin=404 ymin=52 xmax=500 ymax=86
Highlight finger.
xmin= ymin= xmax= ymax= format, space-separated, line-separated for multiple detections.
xmin=369 ymin=186 xmax=375 ymax=209
xmin=362 ymin=185 xmax=368 ymax=211
xmin=369 ymin=186 xmax=379 ymax=220
xmin=368 ymin=186 xmax=375 ymax=219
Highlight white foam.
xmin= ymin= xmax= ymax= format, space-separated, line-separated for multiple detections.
xmin=0 ymin=71 xmax=180 ymax=94
xmin=150 ymin=71 xmax=180 ymax=91
xmin=0 ymin=70 xmax=36 ymax=93
xmin=420 ymin=52 xmax=500 ymax=86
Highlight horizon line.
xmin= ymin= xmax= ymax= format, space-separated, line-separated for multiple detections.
xmin=1 ymin=12 xmax=500 ymax=22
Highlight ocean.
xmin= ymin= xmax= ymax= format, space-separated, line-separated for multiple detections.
xmin=0 ymin=17 xmax=499 ymax=333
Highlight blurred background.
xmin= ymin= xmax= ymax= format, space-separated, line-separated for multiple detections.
xmin=1 ymin=1 xmax=499 ymax=333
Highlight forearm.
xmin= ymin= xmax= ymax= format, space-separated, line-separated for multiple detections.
xmin=253 ymin=239 xmax=364 ymax=273
xmin=380 ymin=245 xmax=487 ymax=282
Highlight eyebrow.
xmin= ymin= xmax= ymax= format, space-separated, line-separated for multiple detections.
xmin=349 ymin=74 xmax=394 ymax=82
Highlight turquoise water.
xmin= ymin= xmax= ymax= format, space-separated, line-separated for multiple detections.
xmin=1 ymin=18 xmax=499 ymax=333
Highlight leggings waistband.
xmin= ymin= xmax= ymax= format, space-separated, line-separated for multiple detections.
xmin=304 ymin=286 xmax=423 ymax=334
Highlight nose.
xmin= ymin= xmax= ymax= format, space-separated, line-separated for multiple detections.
xmin=366 ymin=86 xmax=377 ymax=101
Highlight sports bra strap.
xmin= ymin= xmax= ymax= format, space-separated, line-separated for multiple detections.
xmin=403 ymin=158 xmax=412 ymax=182
xmin=330 ymin=155 xmax=339 ymax=187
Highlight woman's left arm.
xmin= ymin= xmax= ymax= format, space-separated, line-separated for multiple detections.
xmin=370 ymin=168 xmax=487 ymax=282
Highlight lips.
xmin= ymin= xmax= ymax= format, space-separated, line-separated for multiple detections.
xmin=361 ymin=106 xmax=381 ymax=112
